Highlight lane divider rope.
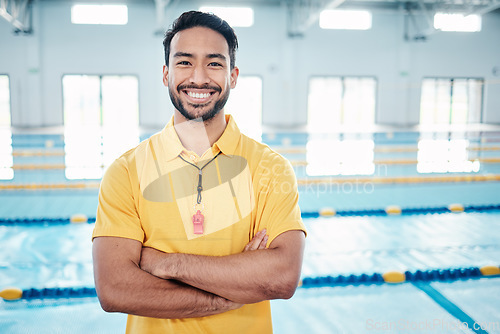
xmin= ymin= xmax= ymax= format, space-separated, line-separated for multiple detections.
xmin=2 ymin=173 xmax=500 ymax=191
xmin=300 ymin=265 xmax=500 ymax=288
xmin=272 ymin=145 xmax=500 ymax=155
xmin=296 ymin=174 xmax=500 ymax=185
xmin=11 ymin=145 xmax=500 ymax=157
xmin=289 ymin=157 xmax=500 ymax=166
xmin=1 ymin=204 xmax=499 ymax=225
xmin=6 ymin=156 xmax=500 ymax=170
xmin=1 ymin=265 xmax=498 ymax=301
xmin=0 ymin=182 xmax=101 ymax=190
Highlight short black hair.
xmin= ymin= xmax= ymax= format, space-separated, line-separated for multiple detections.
xmin=163 ymin=11 xmax=238 ymax=69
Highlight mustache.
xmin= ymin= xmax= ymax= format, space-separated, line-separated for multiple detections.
xmin=177 ymin=84 xmax=221 ymax=93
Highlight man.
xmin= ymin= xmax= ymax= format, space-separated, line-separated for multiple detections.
xmin=92 ymin=10 xmax=306 ymax=333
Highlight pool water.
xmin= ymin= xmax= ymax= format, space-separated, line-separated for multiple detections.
xmin=1 ymin=129 xmax=499 ymax=333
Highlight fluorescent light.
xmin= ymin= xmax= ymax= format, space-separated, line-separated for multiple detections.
xmin=320 ymin=10 xmax=372 ymax=30
xmin=434 ymin=13 xmax=481 ymax=32
xmin=71 ymin=4 xmax=128 ymax=25
xmin=199 ymin=6 xmax=254 ymax=27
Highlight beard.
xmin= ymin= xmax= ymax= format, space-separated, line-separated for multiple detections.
xmin=169 ymin=83 xmax=230 ymax=122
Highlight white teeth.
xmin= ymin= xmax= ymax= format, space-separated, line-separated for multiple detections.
xmin=187 ymin=92 xmax=210 ymax=99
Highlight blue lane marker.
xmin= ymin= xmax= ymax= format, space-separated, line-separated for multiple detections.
xmin=413 ymin=282 xmax=489 ymax=334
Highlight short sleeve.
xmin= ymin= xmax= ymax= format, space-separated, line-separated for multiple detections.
xmin=255 ymin=154 xmax=307 ymax=245
xmin=92 ymin=157 xmax=144 ymax=242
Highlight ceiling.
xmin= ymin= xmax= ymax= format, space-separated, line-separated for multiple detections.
xmin=3 ymin=0 xmax=499 ymax=38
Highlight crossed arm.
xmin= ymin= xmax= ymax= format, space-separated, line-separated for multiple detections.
xmin=92 ymin=229 xmax=305 ymax=319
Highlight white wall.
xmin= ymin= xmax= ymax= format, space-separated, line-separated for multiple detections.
xmin=0 ymin=2 xmax=499 ymax=128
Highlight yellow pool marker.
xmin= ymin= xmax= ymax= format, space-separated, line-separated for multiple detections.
xmin=70 ymin=214 xmax=88 ymax=224
xmin=45 ymin=140 xmax=55 ymax=148
xmin=385 ymin=205 xmax=402 ymax=215
xmin=448 ymin=203 xmax=465 ymax=213
xmin=0 ymin=287 xmax=23 ymax=300
xmin=480 ymin=265 xmax=500 ymax=276
xmin=382 ymin=271 xmax=406 ymax=283
xmin=319 ymin=208 xmax=336 ymax=217
xmin=281 ymin=137 xmax=292 ymax=147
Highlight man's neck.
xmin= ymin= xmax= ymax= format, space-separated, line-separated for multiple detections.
xmin=173 ymin=112 xmax=227 ymax=157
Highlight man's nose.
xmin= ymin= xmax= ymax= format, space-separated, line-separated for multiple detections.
xmin=189 ymin=66 xmax=210 ymax=85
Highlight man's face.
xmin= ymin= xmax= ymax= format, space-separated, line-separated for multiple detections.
xmin=163 ymin=26 xmax=239 ymax=121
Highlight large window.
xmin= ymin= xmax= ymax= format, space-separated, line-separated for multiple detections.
xmin=320 ymin=10 xmax=372 ymax=30
xmin=71 ymin=4 xmax=128 ymax=25
xmin=420 ymin=78 xmax=483 ymax=125
xmin=417 ymin=138 xmax=480 ymax=174
xmin=308 ymin=76 xmax=377 ymax=132
xmin=225 ymin=76 xmax=262 ymax=140
xmin=199 ymin=6 xmax=254 ymax=27
xmin=0 ymin=129 xmax=13 ymax=180
xmin=62 ymin=75 xmax=139 ymax=179
xmin=434 ymin=13 xmax=481 ymax=32
xmin=0 ymin=75 xmax=11 ymax=127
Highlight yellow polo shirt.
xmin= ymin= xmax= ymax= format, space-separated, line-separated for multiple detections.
xmin=92 ymin=115 xmax=306 ymax=334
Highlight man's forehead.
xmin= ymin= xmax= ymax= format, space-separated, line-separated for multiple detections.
xmin=170 ymin=26 xmax=229 ymax=57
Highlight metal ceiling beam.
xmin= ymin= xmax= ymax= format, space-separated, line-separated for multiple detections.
xmin=411 ymin=0 xmax=436 ymax=39
xmin=287 ymin=0 xmax=346 ymax=37
xmin=301 ymin=0 xmax=346 ymax=29
xmin=0 ymin=0 xmax=32 ymax=33
xmin=466 ymin=0 xmax=500 ymax=16
xmin=154 ymin=0 xmax=172 ymax=35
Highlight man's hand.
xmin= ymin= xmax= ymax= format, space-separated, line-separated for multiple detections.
xmin=140 ymin=229 xmax=269 ymax=277
xmin=137 ymin=228 xmax=305 ymax=304
xmin=243 ymin=229 xmax=268 ymax=252
xmin=140 ymin=247 xmax=171 ymax=279
xmin=139 ymin=247 xmax=244 ymax=311
xmin=93 ymin=236 xmax=245 ymax=318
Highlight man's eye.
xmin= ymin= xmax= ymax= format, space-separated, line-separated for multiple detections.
xmin=177 ymin=61 xmax=190 ymax=65
xmin=209 ymin=62 xmax=223 ymax=67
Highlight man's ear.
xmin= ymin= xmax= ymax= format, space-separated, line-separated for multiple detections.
xmin=230 ymin=66 xmax=239 ymax=89
xmin=162 ymin=65 xmax=169 ymax=87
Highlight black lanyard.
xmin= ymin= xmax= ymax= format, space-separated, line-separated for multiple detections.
xmin=178 ymin=151 xmax=222 ymax=205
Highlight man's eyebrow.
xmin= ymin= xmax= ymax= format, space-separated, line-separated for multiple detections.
xmin=206 ymin=53 xmax=227 ymax=61
xmin=173 ymin=52 xmax=226 ymax=62
xmin=173 ymin=52 xmax=193 ymax=58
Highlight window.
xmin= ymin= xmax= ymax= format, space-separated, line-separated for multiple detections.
xmin=417 ymin=139 xmax=480 ymax=173
xmin=420 ymin=78 xmax=483 ymax=125
xmin=224 ymin=76 xmax=262 ymax=141
xmin=0 ymin=129 xmax=13 ymax=180
xmin=0 ymin=76 xmax=12 ymax=181
xmin=0 ymin=75 xmax=11 ymax=127
xmin=71 ymin=4 xmax=128 ymax=25
xmin=434 ymin=13 xmax=481 ymax=32
xmin=308 ymin=76 xmax=376 ymax=132
xmin=62 ymin=75 xmax=139 ymax=179
xmin=320 ymin=10 xmax=372 ymax=30
xmin=199 ymin=6 xmax=253 ymax=27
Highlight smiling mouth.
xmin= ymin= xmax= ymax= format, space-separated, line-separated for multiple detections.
xmin=186 ymin=91 xmax=212 ymax=99
xmin=182 ymin=89 xmax=216 ymax=104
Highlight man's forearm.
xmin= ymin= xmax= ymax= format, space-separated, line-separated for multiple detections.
xmin=93 ymin=237 xmax=240 ymax=319
xmin=97 ymin=262 xmax=235 ymax=318
xmin=142 ymin=230 xmax=305 ymax=304
xmin=170 ymin=250 xmax=296 ymax=304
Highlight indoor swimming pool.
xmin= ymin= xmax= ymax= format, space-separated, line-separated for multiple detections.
xmin=1 ymin=129 xmax=500 ymax=333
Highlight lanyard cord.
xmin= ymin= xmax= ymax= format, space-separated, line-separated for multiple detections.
xmin=178 ymin=151 xmax=222 ymax=205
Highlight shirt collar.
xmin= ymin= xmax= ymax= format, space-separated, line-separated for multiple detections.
xmin=159 ymin=114 xmax=241 ymax=162
xmin=214 ymin=114 xmax=241 ymax=156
